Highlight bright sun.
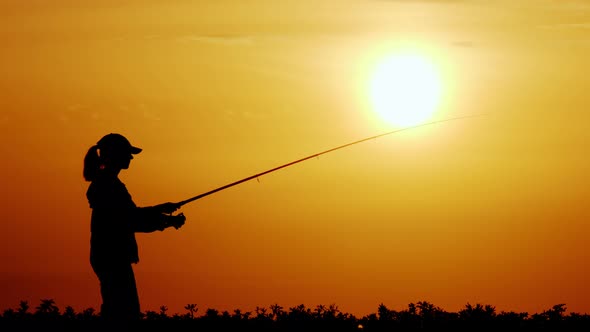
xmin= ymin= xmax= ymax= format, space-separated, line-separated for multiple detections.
xmin=369 ymin=53 xmax=441 ymax=127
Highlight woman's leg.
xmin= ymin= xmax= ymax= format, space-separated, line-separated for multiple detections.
xmin=92 ymin=262 xmax=141 ymax=321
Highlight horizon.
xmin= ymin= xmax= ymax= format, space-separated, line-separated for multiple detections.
xmin=0 ymin=297 xmax=579 ymax=318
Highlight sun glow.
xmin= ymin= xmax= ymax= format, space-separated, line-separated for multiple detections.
xmin=369 ymin=53 xmax=442 ymax=127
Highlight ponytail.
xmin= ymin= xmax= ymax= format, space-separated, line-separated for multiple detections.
xmin=83 ymin=145 xmax=101 ymax=182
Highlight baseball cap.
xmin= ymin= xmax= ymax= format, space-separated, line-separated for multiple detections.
xmin=97 ymin=133 xmax=142 ymax=154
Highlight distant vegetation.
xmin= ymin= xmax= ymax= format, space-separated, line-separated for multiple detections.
xmin=2 ymin=299 xmax=589 ymax=331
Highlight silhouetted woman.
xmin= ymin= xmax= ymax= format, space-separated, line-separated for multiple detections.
xmin=83 ymin=133 xmax=186 ymax=322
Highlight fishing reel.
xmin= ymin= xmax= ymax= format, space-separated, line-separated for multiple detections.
xmin=167 ymin=212 xmax=186 ymax=230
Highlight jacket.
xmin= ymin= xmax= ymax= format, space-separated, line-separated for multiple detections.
xmin=87 ymin=174 xmax=167 ymax=265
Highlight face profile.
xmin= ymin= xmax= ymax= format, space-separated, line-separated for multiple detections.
xmin=106 ymin=151 xmax=134 ymax=170
xmin=94 ymin=133 xmax=141 ymax=172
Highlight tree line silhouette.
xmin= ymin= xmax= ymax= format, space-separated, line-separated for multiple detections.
xmin=2 ymin=299 xmax=589 ymax=331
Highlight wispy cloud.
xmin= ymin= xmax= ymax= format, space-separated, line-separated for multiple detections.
xmin=91 ymin=112 xmax=101 ymax=121
xmin=60 ymin=103 xmax=160 ymax=124
xmin=177 ymin=34 xmax=254 ymax=46
xmin=60 ymin=106 xmax=101 ymax=123
xmin=451 ymin=41 xmax=475 ymax=48
xmin=138 ymin=103 xmax=161 ymax=121
xmin=67 ymin=104 xmax=89 ymax=112
xmin=538 ymin=22 xmax=590 ymax=30
xmin=59 ymin=104 xmax=91 ymax=123
xmin=375 ymin=0 xmax=465 ymax=2
xmin=118 ymin=104 xmax=161 ymax=121
xmin=224 ymin=109 xmax=266 ymax=121
xmin=546 ymin=1 xmax=590 ymax=12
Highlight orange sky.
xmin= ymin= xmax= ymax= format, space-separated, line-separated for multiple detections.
xmin=1 ymin=0 xmax=589 ymax=316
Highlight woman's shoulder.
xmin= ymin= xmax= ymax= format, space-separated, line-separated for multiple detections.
xmin=87 ymin=176 xmax=130 ymax=206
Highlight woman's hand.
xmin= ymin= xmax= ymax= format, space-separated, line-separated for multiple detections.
xmin=154 ymin=202 xmax=181 ymax=214
xmin=168 ymin=213 xmax=186 ymax=230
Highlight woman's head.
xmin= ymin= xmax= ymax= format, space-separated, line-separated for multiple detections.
xmin=83 ymin=133 xmax=142 ymax=181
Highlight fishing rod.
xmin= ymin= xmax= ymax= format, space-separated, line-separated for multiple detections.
xmin=175 ymin=114 xmax=483 ymax=207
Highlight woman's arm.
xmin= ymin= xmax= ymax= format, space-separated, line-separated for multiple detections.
xmin=132 ymin=207 xmax=185 ymax=233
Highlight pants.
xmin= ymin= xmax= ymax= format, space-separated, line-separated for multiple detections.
xmin=91 ymin=260 xmax=141 ymax=321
